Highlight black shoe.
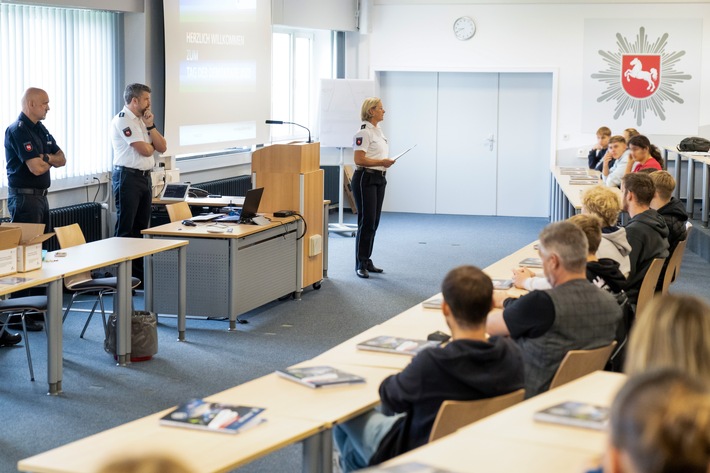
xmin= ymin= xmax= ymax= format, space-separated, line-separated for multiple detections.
xmin=8 ymin=318 xmax=43 ymax=332
xmin=366 ymin=262 xmax=384 ymax=273
xmin=356 ymin=268 xmax=370 ymax=279
xmin=0 ymin=330 xmax=22 ymax=347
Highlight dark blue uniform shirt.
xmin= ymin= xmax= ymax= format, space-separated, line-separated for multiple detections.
xmin=4 ymin=112 xmax=60 ymax=189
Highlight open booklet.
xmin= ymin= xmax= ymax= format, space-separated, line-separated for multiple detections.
xmin=276 ymin=365 xmax=365 ymax=389
xmin=159 ymin=399 xmax=266 ymax=434
xmin=357 ymin=336 xmax=442 ymax=356
xmin=393 ymin=144 xmax=417 ymax=162
xmin=533 ymin=401 xmax=610 ymax=431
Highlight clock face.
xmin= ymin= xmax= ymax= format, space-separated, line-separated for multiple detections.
xmin=453 ymin=16 xmax=476 ymax=41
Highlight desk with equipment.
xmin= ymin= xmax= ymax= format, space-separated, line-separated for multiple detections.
xmin=549 ymin=167 xmax=601 ymax=222
xmin=142 ymin=215 xmax=301 ymax=331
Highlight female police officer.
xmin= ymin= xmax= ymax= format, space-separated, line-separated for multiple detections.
xmin=352 ymin=97 xmax=395 ymax=278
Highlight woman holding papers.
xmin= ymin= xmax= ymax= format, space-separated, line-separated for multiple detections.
xmin=352 ymin=97 xmax=395 ymax=279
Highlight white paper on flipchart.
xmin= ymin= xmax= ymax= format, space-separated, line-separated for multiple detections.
xmin=393 ymin=144 xmax=417 ymax=161
xmin=319 ymin=79 xmax=375 ymax=148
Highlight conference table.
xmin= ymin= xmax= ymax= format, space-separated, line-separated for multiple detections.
xmin=142 ymin=215 xmax=302 ymax=330
xmin=382 ymin=371 xmax=626 ymax=472
xmin=17 ymin=362 xmax=399 ymax=473
xmin=2 ymin=237 xmax=188 ymax=395
xmin=549 ymin=167 xmax=602 ymax=222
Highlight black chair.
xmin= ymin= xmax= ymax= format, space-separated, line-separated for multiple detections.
xmin=0 ymin=296 xmax=47 ymax=381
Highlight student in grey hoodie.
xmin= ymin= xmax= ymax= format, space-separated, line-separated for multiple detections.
xmin=621 ymin=173 xmax=669 ymax=305
xmin=582 ymin=186 xmax=632 ymax=276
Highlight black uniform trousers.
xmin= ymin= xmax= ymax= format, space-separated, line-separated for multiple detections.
xmin=112 ymin=167 xmax=152 ymax=282
xmin=352 ymin=168 xmax=386 ymax=270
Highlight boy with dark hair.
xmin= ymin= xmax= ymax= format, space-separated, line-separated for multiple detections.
xmin=334 ymin=266 xmax=524 ymax=471
xmin=621 ymin=173 xmax=669 ymax=305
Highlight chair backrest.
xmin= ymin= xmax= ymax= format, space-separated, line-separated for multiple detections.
xmin=53 ymin=224 xmax=92 ymax=288
xmin=166 ymin=202 xmax=192 ymax=222
xmin=428 ymin=388 xmax=525 ymax=442
xmin=661 ymin=238 xmax=688 ymax=294
xmin=635 ymin=258 xmax=666 ymax=318
xmin=548 ymin=341 xmax=618 ymax=391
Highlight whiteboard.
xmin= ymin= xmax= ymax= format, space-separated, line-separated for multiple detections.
xmin=319 ymin=79 xmax=375 ymax=148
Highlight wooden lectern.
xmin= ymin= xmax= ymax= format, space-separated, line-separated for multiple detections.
xmin=252 ymin=142 xmax=324 ymax=289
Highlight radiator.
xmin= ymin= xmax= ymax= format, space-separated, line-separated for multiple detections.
xmin=321 ymin=165 xmax=339 ymax=205
xmin=47 ymin=202 xmax=103 ymax=251
xmin=191 ymin=175 xmax=252 ymax=196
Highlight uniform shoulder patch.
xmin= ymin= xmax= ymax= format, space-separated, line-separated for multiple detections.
xmin=355 ymin=137 xmax=363 ymax=146
xmin=360 ymin=124 xmax=366 ymax=130
xmin=23 ymin=142 xmax=33 ymax=152
xmin=118 ymin=112 xmax=125 ymax=117
xmin=122 ymin=127 xmax=132 ymax=137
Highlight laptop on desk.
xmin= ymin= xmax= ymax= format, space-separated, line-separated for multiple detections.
xmin=160 ymin=183 xmax=190 ymax=202
xmin=216 ymin=187 xmax=264 ymax=223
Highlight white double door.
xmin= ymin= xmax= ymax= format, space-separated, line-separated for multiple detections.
xmin=379 ymin=71 xmax=552 ymax=217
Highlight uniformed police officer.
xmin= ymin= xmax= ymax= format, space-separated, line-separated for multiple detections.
xmin=4 ymin=87 xmax=66 ymax=228
xmin=3 ymin=87 xmax=67 ymax=338
xmin=352 ymin=97 xmax=395 ymax=279
xmin=111 ymin=83 xmax=167 ymax=281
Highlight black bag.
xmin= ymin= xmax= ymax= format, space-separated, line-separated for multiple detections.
xmin=677 ymin=137 xmax=710 ymax=152
xmin=367 ymin=413 xmax=410 ymax=467
xmin=104 ymin=310 xmax=158 ymax=362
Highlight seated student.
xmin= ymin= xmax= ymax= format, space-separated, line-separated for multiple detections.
xmin=588 ymin=126 xmax=611 ymax=170
xmin=601 ymin=135 xmax=631 ymax=188
xmin=623 ymin=127 xmax=639 ymax=143
xmin=649 ymin=170 xmax=688 ymax=290
xmin=604 ymin=368 xmax=710 ymax=473
xmin=624 ymin=294 xmax=710 ymax=380
xmin=581 ymin=186 xmax=632 ymax=276
xmin=512 ymin=214 xmax=626 ymax=295
xmin=620 ymin=173 xmax=669 ymax=306
xmin=625 ymin=135 xmax=663 ymax=173
xmin=333 ymin=265 xmax=524 ymax=472
xmin=487 ymin=221 xmax=621 ymax=398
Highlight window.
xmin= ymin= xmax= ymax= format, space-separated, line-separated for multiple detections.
xmin=0 ymin=4 xmax=119 ymax=187
xmin=270 ymin=27 xmax=332 ymax=143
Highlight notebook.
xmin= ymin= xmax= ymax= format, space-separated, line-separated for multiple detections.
xmin=215 ymin=187 xmax=264 ymax=223
xmin=160 ymin=183 xmax=190 ymax=202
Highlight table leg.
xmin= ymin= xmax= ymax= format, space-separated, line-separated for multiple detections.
xmin=687 ymin=157 xmax=696 ymax=218
xmin=673 ymin=151 xmax=682 ymax=200
xmin=116 ymin=260 xmax=131 ymax=366
xmin=46 ymin=279 xmax=63 ymax=395
xmin=320 ymin=428 xmax=333 ymax=473
xmin=228 ymin=239 xmax=239 ymax=332
xmin=177 ymin=245 xmax=187 ymax=341
xmin=702 ymin=162 xmax=709 ymax=228
xmin=302 ymin=430 xmax=328 ymax=473
xmin=144 ymin=236 xmax=154 ymax=314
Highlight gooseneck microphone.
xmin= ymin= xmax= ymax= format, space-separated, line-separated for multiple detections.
xmin=265 ymin=120 xmax=312 ymax=143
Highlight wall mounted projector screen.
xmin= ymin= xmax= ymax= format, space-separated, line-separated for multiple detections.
xmin=163 ymin=0 xmax=271 ymax=157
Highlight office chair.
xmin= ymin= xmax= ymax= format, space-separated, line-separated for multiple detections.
xmin=429 ymin=389 xmax=525 ymax=442
xmin=165 ymin=202 xmax=192 ymax=222
xmin=0 ymin=296 xmax=47 ymax=381
xmin=548 ymin=341 xmax=618 ymax=391
xmin=54 ymin=224 xmax=140 ymax=338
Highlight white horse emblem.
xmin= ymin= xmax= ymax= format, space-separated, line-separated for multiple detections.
xmin=624 ymin=57 xmax=658 ymax=92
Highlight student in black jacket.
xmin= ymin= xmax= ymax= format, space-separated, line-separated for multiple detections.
xmin=333 ymin=266 xmax=524 ymax=472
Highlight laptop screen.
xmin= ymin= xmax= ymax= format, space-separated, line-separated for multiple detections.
xmin=240 ymin=187 xmax=264 ymax=219
xmin=161 ymin=183 xmax=189 ymax=201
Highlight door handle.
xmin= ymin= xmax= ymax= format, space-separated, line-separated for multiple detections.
xmin=484 ymin=134 xmax=496 ymax=151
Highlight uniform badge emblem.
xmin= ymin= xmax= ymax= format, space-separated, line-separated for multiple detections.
xmin=360 ymin=124 xmax=366 ymax=130
xmin=123 ymin=127 xmax=132 ymax=137
xmin=23 ymin=142 xmax=33 ymax=152
xmin=118 ymin=112 xmax=125 ymax=117
xmin=355 ymin=137 xmax=363 ymax=146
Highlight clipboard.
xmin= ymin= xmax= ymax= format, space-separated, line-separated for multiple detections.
xmin=393 ymin=144 xmax=417 ymax=162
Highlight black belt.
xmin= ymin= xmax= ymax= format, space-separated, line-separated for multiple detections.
xmin=356 ymin=166 xmax=386 ymax=176
xmin=10 ymin=187 xmax=48 ymax=196
xmin=114 ymin=166 xmax=152 ymax=177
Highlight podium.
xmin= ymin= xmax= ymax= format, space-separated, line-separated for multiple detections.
xmin=252 ymin=142 xmax=324 ymax=290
